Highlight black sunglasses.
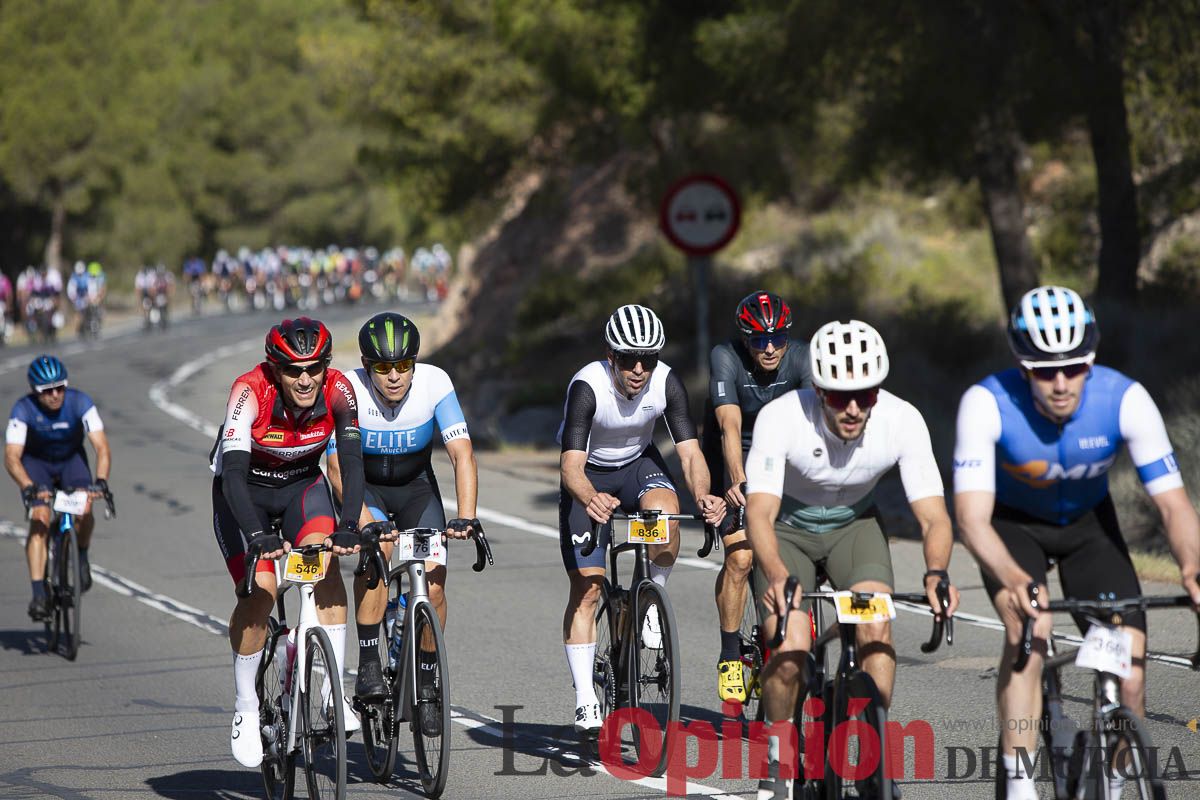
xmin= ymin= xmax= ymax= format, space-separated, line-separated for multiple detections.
xmin=612 ymin=351 xmax=659 ymax=371
xmin=1029 ymin=363 xmax=1090 ymax=381
xmin=279 ymin=360 xmax=328 ymax=380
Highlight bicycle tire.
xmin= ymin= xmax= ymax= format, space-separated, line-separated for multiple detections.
xmin=1098 ymin=706 xmax=1161 ymax=800
xmin=59 ymin=527 xmax=82 ymax=661
xmin=45 ymin=535 xmax=58 ymax=651
xmin=739 ymin=572 xmax=765 ymax=722
xmin=793 ymin=658 xmax=825 ymax=795
xmin=593 ymin=582 xmax=618 ymax=719
xmin=826 ymin=671 xmax=890 ymax=800
xmin=300 ymin=626 xmax=347 ymax=800
xmin=257 ymin=618 xmax=297 ymax=800
xmin=362 ymin=576 xmax=401 ymax=782
xmin=629 ymin=582 xmax=680 ymax=778
xmin=410 ymin=600 xmax=451 ymax=798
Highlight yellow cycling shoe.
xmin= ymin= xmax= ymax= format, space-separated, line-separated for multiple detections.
xmin=717 ymin=659 xmax=747 ymax=703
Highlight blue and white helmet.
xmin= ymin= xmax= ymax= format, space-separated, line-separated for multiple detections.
xmin=605 ymin=304 xmax=666 ymax=353
xmin=1007 ymin=285 xmax=1099 ymax=368
xmin=28 ymin=355 xmax=67 ymax=391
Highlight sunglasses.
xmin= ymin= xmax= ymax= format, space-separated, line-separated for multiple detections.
xmin=278 ymin=361 xmax=328 ymax=380
xmin=613 ymin=351 xmax=659 ymax=371
xmin=37 ymin=385 xmax=66 ymax=396
xmin=746 ymin=333 xmax=789 ymax=351
xmin=822 ymin=387 xmax=880 ymax=411
xmin=1029 ymin=363 xmax=1090 ymax=381
xmin=369 ymin=358 xmax=415 ymax=375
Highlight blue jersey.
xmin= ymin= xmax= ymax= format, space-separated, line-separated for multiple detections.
xmin=954 ymin=366 xmax=1181 ymax=524
xmin=6 ymin=389 xmax=103 ymax=462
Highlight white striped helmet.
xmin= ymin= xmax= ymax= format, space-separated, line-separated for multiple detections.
xmin=809 ymin=320 xmax=890 ymax=390
xmin=605 ymin=304 xmax=666 ymax=352
xmin=1007 ymin=285 xmax=1099 ymax=367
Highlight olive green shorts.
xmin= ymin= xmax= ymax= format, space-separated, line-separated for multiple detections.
xmin=752 ymin=514 xmax=894 ymax=620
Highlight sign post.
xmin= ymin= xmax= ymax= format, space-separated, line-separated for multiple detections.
xmin=659 ymin=174 xmax=741 ymax=374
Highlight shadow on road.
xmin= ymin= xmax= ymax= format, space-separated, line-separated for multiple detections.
xmin=145 ymin=769 xmax=261 ymax=799
xmin=0 ymin=627 xmax=47 ymax=656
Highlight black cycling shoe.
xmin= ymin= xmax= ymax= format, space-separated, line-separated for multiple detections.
xmin=27 ymin=596 xmax=50 ymax=622
xmin=80 ymin=561 xmax=93 ymax=593
xmin=418 ymin=684 xmax=442 ymax=738
xmin=355 ymin=660 xmax=387 ymax=703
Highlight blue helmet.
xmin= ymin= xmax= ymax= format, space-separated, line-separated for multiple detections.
xmin=28 ymin=355 xmax=67 ymax=391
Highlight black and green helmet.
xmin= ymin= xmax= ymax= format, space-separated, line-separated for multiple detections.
xmin=359 ymin=312 xmax=421 ymax=361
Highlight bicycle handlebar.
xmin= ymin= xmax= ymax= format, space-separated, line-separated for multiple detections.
xmin=581 ymin=510 xmax=718 ymax=559
xmin=1013 ymin=581 xmax=1200 ymax=672
xmin=767 ymin=575 xmax=954 ymax=653
xmin=237 ymin=541 xmax=331 ymax=599
xmin=22 ymin=483 xmax=115 ymax=520
xmin=351 ymin=519 xmax=495 ymax=588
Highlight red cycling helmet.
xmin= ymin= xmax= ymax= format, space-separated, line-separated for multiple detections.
xmin=265 ymin=317 xmax=332 ymax=364
xmin=735 ymin=291 xmax=792 ymax=335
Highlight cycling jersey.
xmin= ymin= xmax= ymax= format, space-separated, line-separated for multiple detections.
xmin=745 ymin=389 xmax=944 ymax=533
xmin=211 ymin=363 xmax=363 ymax=539
xmin=705 ymin=338 xmax=812 ymax=452
xmin=7 ymin=389 xmax=104 ymax=463
xmin=326 ymin=365 xmax=469 ymax=486
xmin=953 ymin=366 xmax=1181 ymax=524
xmin=557 ymin=360 xmax=697 ymax=467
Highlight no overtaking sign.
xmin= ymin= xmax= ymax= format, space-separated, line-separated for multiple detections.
xmin=659 ymin=174 xmax=741 ymax=256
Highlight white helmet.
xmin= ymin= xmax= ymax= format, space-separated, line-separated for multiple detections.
xmin=605 ymin=304 xmax=666 ymax=352
xmin=809 ymin=320 xmax=889 ymax=390
xmin=1007 ymin=285 xmax=1099 ymax=367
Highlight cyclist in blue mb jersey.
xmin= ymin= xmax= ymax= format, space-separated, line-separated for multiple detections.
xmin=325 ymin=312 xmax=478 ymax=738
xmin=953 ymin=285 xmax=1200 ymax=800
xmin=5 ymin=356 xmax=112 ymax=621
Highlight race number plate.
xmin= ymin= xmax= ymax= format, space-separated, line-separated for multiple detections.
xmin=394 ymin=532 xmax=447 ymax=566
xmin=627 ymin=518 xmax=670 ymax=545
xmin=283 ymin=550 xmax=329 ymax=584
xmin=832 ymin=591 xmax=896 ymax=625
xmin=53 ymin=490 xmax=89 ymax=516
xmin=1075 ymin=625 xmax=1133 ymax=679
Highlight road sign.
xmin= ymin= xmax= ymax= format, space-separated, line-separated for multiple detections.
xmin=659 ymin=174 xmax=741 ymax=256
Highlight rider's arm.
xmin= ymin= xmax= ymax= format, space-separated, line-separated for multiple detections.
xmin=217 ymin=382 xmax=265 ymax=538
xmin=82 ymin=404 xmax=109 ymax=481
xmin=559 ymin=380 xmax=599 ymax=507
xmin=662 ymin=370 xmax=720 ymax=515
xmin=325 ymin=445 xmax=343 ymax=501
xmin=328 ymin=372 xmax=364 ymax=531
xmin=431 ymin=378 xmax=477 ymax=520
xmin=708 ymin=346 xmax=747 ymax=489
xmin=744 ymin=403 xmax=794 ymax=612
xmin=714 ymin=405 xmax=745 ymax=488
xmin=892 ymin=401 xmax=953 ymax=573
xmin=4 ymin=443 xmax=33 ymax=492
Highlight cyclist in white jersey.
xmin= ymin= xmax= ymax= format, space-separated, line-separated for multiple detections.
xmin=744 ymin=320 xmax=959 ymax=800
xmin=325 ymin=313 xmax=477 ymax=734
xmin=558 ymin=304 xmax=726 ymax=735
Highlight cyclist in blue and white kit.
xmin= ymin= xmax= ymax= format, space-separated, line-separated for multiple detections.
xmin=954 ymin=285 xmax=1200 ymax=800
xmin=325 ymin=312 xmax=477 ymax=735
xmin=5 ymin=356 xmax=112 ymax=621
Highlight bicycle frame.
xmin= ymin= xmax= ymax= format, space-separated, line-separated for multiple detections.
xmin=390 ymin=553 xmax=437 ymax=723
xmin=275 ymin=573 xmax=326 ymax=756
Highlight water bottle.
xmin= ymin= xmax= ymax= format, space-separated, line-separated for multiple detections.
xmin=283 ymin=626 xmax=298 ymax=696
xmin=385 ymin=595 xmax=407 ymax=670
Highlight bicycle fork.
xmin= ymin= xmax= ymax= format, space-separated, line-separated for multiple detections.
xmin=397 ymin=561 xmax=433 ymax=726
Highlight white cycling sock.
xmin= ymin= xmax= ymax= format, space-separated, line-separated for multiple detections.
xmin=649 ymin=563 xmax=672 ymax=588
xmin=1002 ymin=753 xmax=1038 ymax=800
xmin=322 ymin=623 xmax=348 ymax=703
xmin=565 ymin=643 xmax=598 ymax=706
xmin=234 ymin=651 xmax=262 ymax=713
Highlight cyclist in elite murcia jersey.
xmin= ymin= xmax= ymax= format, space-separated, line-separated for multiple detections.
xmin=326 ymin=312 xmax=478 ymax=739
xmin=953 ymin=285 xmax=1200 ymax=800
xmin=745 ymin=320 xmax=959 ymax=800
xmin=5 ymin=356 xmax=112 ymax=621
xmin=211 ymin=318 xmax=366 ymax=768
xmin=559 ymin=304 xmax=726 ymax=735
xmin=702 ymin=290 xmax=812 ymax=703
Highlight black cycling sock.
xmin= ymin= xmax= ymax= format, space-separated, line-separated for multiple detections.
xmin=78 ymin=546 xmax=88 ymax=562
xmin=31 ymin=581 xmax=46 ymax=600
xmin=358 ymin=621 xmax=382 ymax=666
xmin=720 ymin=629 xmax=741 ymax=662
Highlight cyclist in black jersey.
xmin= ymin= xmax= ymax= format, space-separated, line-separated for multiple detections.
xmin=702 ymin=291 xmax=811 ymax=703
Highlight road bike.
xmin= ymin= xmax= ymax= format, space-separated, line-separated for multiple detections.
xmin=354 ymin=519 xmax=493 ymax=797
xmin=25 ymin=485 xmax=115 ymax=661
xmin=770 ymin=573 xmax=952 ymax=799
xmin=582 ymin=509 xmax=717 ymax=777
xmin=241 ymin=536 xmax=348 ymax=800
xmin=1009 ymin=583 xmax=1200 ymax=800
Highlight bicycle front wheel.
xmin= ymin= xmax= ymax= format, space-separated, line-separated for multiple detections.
xmin=827 ymin=671 xmax=890 ymax=800
xmin=739 ymin=573 xmax=765 ymax=722
xmin=629 ymin=582 xmax=680 ymax=778
xmin=299 ymin=626 xmax=346 ymax=800
xmin=593 ymin=582 xmax=618 ymax=719
xmin=362 ymin=577 xmax=401 ymax=782
xmin=257 ymin=619 xmax=296 ymax=800
xmin=1099 ymin=707 xmax=1162 ymax=800
xmin=410 ymin=600 xmax=451 ymax=798
xmin=58 ymin=528 xmax=82 ymax=661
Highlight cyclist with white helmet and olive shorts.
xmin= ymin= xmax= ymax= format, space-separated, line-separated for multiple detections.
xmin=745 ymin=320 xmax=960 ymax=800
xmin=558 ymin=304 xmax=726 ymax=735
xmin=953 ymin=286 xmax=1200 ymax=800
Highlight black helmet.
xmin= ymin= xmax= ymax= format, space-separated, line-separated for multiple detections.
xmin=1007 ymin=286 xmax=1099 ymax=367
xmin=359 ymin=312 xmax=420 ymax=362
xmin=265 ymin=317 xmax=333 ymax=364
xmin=735 ymin=291 xmax=793 ymax=336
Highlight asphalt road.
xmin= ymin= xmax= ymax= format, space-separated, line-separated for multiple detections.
xmin=0 ymin=303 xmax=1198 ymax=799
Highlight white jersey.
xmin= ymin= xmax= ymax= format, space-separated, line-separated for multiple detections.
xmin=745 ymin=389 xmax=944 ymax=532
xmin=556 ymin=360 xmax=678 ymax=468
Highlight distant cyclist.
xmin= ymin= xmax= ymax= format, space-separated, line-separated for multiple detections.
xmin=326 ymin=312 xmax=477 ymax=738
xmin=558 ymin=304 xmax=726 ymax=736
xmin=953 ymin=286 xmax=1200 ymax=800
xmin=5 ymin=356 xmax=112 ymax=620
xmin=702 ymin=290 xmax=811 ymax=703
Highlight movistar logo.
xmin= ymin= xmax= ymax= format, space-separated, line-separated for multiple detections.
xmin=1001 ymin=456 xmax=1117 ymax=488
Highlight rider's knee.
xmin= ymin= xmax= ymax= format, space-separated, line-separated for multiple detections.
xmin=571 ymin=575 xmax=604 ymax=609
xmin=723 ymin=546 xmax=753 ymax=579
